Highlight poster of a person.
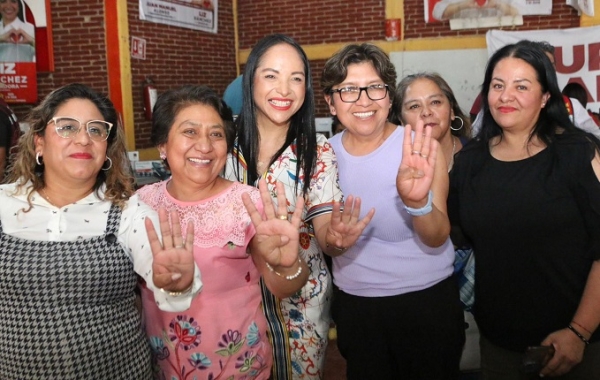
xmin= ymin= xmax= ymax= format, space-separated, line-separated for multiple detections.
xmin=0 ymin=0 xmax=35 ymax=62
xmin=425 ymin=0 xmax=552 ymax=23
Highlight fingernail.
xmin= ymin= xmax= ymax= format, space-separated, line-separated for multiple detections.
xmin=171 ymin=273 xmax=182 ymax=281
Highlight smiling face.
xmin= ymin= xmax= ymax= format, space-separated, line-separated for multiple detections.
xmin=34 ymin=98 xmax=108 ymax=187
xmin=159 ymin=103 xmax=228 ymax=191
xmin=0 ymin=0 xmax=19 ymax=24
xmin=488 ymin=57 xmax=550 ymax=133
xmin=252 ymin=43 xmax=306 ymax=129
xmin=326 ymin=62 xmax=391 ymax=138
xmin=400 ymin=77 xmax=454 ymax=141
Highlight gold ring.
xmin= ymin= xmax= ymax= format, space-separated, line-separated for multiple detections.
xmin=420 ymin=153 xmax=428 ymax=158
xmin=412 ymin=150 xmax=421 ymax=155
xmin=277 ymin=215 xmax=288 ymax=220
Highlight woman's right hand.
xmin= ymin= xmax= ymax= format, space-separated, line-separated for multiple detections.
xmin=0 ymin=31 xmax=12 ymax=43
xmin=145 ymin=208 xmax=196 ymax=292
xmin=242 ymin=179 xmax=305 ymax=269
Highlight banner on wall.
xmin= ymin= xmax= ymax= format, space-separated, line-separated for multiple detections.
xmin=0 ymin=0 xmax=48 ymax=103
xmin=425 ymin=0 xmax=552 ymax=30
xmin=487 ymin=26 xmax=600 ymax=111
xmin=139 ymin=0 xmax=218 ymax=33
xmin=566 ymin=0 xmax=594 ymax=16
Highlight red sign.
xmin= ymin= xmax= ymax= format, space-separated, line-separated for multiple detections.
xmin=131 ymin=36 xmax=146 ymax=60
xmin=0 ymin=62 xmax=37 ymax=103
xmin=385 ymin=19 xmax=401 ymax=41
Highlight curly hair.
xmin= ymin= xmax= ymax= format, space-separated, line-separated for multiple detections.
xmin=6 ymin=83 xmax=134 ymax=209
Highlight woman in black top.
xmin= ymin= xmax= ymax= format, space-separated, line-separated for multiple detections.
xmin=449 ymin=40 xmax=600 ymax=379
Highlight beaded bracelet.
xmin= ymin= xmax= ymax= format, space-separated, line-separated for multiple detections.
xmin=567 ymin=324 xmax=590 ymax=345
xmin=404 ymin=190 xmax=433 ymax=217
xmin=265 ymin=259 xmax=303 ymax=280
xmin=159 ymin=283 xmax=193 ymax=297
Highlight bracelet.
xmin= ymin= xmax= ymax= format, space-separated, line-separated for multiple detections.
xmin=567 ymin=324 xmax=590 ymax=345
xmin=572 ymin=320 xmax=593 ymax=335
xmin=326 ymin=242 xmax=347 ymax=253
xmin=403 ymin=190 xmax=433 ymax=216
xmin=265 ymin=259 xmax=303 ymax=280
xmin=159 ymin=282 xmax=193 ymax=297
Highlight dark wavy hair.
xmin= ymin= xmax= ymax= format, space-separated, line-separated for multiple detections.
xmin=7 ymin=83 xmax=133 ymax=209
xmin=151 ymin=84 xmax=234 ymax=169
xmin=232 ymin=34 xmax=316 ymax=196
xmin=395 ymin=72 xmax=471 ymax=138
xmin=321 ymin=43 xmax=397 ymax=121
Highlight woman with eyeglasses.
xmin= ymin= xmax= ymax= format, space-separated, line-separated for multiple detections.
xmin=321 ymin=44 xmax=465 ymax=379
xmin=0 ymin=83 xmax=202 ymax=379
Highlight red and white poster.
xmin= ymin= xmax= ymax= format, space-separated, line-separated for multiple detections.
xmin=139 ymin=0 xmax=218 ymax=34
xmin=0 ymin=0 xmax=51 ymax=103
xmin=425 ymin=0 xmax=552 ymax=30
xmin=486 ymin=26 xmax=600 ymax=112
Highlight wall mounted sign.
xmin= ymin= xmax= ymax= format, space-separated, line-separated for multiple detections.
xmin=0 ymin=0 xmax=52 ymax=103
xmin=424 ymin=0 xmax=551 ymax=30
xmin=139 ymin=0 xmax=218 ymax=34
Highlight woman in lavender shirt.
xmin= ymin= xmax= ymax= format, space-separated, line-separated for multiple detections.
xmin=321 ymin=43 xmax=465 ymax=379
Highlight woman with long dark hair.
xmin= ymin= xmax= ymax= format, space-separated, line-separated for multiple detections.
xmin=449 ymin=40 xmax=600 ymax=378
xmin=225 ymin=34 xmax=373 ymax=379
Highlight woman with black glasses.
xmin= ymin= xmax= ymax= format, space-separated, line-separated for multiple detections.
xmin=321 ymin=44 xmax=465 ymax=379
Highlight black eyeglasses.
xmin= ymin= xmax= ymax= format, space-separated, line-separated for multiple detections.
xmin=48 ymin=117 xmax=113 ymax=142
xmin=330 ymin=84 xmax=389 ymax=103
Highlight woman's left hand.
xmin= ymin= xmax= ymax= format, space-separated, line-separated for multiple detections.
xmin=242 ymin=179 xmax=304 ymax=269
xmin=145 ymin=208 xmax=196 ymax=291
xmin=539 ymin=328 xmax=585 ymax=377
xmin=396 ymin=119 xmax=439 ymax=207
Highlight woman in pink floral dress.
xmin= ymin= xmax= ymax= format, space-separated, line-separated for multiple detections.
xmin=138 ymin=85 xmax=309 ymax=380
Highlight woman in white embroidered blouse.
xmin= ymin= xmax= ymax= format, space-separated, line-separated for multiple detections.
xmin=0 ymin=83 xmax=201 ymax=379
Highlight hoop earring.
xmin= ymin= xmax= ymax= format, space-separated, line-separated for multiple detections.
xmin=450 ymin=116 xmax=464 ymax=131
xmin=36 ymin=152 xmax=43 ymax=166
xmin=102 ymin=157 xmax=113 ymax=171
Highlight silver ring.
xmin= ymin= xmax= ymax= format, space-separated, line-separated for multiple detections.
xmin=175 ymin=245 xmax=184 ymax=249
xmin=277 ymin=215 xmax=288 ymax=220
xmin=420 ymin=153 xmax=428 ymax=158
xmin=411 ymin=150 xmax=421 ymax=155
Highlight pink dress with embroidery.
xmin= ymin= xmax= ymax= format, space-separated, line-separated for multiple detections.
xmin=137 ymin=181 xmax=272 ymax=380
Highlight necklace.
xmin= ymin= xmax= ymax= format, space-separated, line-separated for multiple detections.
xmin=448 ymin=137 xmax=457 ymax=173
xmin=40 ymin=188 xmax=58 ymax=207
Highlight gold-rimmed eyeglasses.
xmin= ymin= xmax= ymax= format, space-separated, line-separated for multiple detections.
xmin=47 ymin=117 xmax=113 ymax=142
